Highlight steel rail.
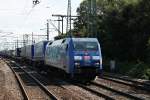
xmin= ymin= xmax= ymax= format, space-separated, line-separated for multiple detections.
xmin=91 ymin=82 xmax=144 ymax=100
xmin=76 ymin=83 xmax=115 ymax=100
xmin=49 ymin=75 xmax=115 ymax=100
xmin=62 ymin=79 xmax=115 ymax=100
xmin=103 ymin=73 xmax=150 ymax=91
xmin=11 ymin=61 xmax=59 ymax=100
xmin=5 ymin=61 xmax=29 ymax=100
xmin=100 ymin=76 xmax=150 ymax=92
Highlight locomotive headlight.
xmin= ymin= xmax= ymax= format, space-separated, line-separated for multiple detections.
xmin=75 ymin=62 xmax=80 ymax=66
xmin=75 ymin=62 xmax=80 ymax=68
xmin=92 ymin=56 xmax=100 ymax=60
xmin=74 ymin=56 xmax=82 ymax=60
xmin=95 ymin=62 xmax=100 ymax=66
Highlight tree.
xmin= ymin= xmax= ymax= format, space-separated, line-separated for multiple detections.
xmin=74 ymin=0 xmax=150 ymax=62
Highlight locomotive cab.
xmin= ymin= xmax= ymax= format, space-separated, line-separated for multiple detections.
xmin=44 ymin=38 xmax=102 ymax=81
xmin=71 ymin=38 xmax=102 ymax=80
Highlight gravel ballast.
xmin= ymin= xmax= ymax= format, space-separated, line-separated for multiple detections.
xmin=0 ymin=59 xmax=23 ymax=100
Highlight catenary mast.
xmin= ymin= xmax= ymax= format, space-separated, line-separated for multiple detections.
xmin=66 ymin=0 xmax=72 ymax=37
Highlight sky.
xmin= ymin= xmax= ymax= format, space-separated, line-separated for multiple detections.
xmin=0 ymin=0 xmax=82 ymax=50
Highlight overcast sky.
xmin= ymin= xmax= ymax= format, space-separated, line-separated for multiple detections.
xmin=0 ymin=0 xmax=81 ymax=50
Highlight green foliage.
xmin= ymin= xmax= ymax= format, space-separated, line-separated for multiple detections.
xmin=73 ymin=0 xmax=150 ymax=80
xmin=74 ymin=0 xmax=150 ymax=62
xmin=126 ymin=62 xmax=150 ymax=79
xmin=104 ymin=60 xmax=150 ymax=79
xmin=142 ymin=69 xmax=150 ymax=80
xmin=103 ymin=59 xmax=150 ymax=79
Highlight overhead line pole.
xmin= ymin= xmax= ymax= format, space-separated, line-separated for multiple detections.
xmin=47 ymin=20 xmax=49 ymax=41
xmin=58 ymin=17 xmax=60 ymax=35
xmin=87 ymin=0 xmax=97 ymax=37
xmin=66 ymin=0 xmax=72 ymax=37
xmin=32 ymin=32 xmax=34 ymax=44
xmin=52 ymin=14 xmax=79 ymax=35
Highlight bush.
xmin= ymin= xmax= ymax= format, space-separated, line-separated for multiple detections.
xmin=103 ymin=60 xmax=150 ymax=80
xmin=127 ymin=62 xmax=145 ymax=77
xmin=142 ymin=68 xmax=150 ymax=80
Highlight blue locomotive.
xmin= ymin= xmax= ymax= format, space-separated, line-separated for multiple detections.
xmin=45 ymin=38 xmax=102 ymax=80
xmin=1 ymin=37 xmax=102 ymax=81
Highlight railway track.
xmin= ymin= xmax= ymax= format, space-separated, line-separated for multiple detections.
xmin=4 ymin=58 xmax=149 ymax=100
xmin=6 ymin=61 xmax=29 ymax=100
xmin=94 ymin=72 xmax=150 ymax=100
xmin=8 ymin=60 xmax=97 ymax=100
xmin=63 ymin=75 xmax=149 ymax=100
xmin=11 ymin=60 xmax=115 ymax=100
xmin=103 ymin=72 xmax=150 ymax=92
xmin=60 ymin=77 xmax=144 ymax=100
xmin=6 ymin=60 xmax=58 ymax=100
xmin=74 ymin=83 xmax=115 ymax=100
xmin=91 ymin=81 xmax=145 ymax=100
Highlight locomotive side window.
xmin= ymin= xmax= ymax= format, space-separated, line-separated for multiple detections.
xmin=49 ymin=42 xmax=53 ymax=45
xmin=62 ymin=39 xmax=66 ymax=44
xmin=74 ymin=42 xmax=98 ymax=51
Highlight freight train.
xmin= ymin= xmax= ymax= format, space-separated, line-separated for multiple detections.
xmin=0 ymin=38 xmax=102 ymax=81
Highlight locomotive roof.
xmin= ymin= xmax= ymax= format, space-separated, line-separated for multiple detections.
xmin=72 ymin=38 xmax=98 ymax=42
xmin=47 ymin=38 xmax=98 ymax=46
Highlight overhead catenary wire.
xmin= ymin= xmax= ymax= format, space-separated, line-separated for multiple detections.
xmin=0 ymin=0 xmax=80 ymax=51
xmin=21 ymin=0 xmax=42 ymax=29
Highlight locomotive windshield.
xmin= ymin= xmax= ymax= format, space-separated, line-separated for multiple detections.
xmin=74 ymin=41 xmax=98 ymax=51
